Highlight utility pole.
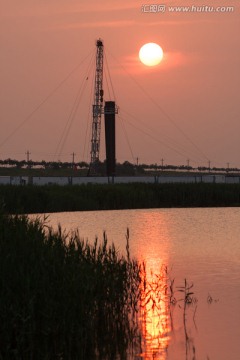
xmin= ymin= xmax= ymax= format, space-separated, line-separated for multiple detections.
xmin=71 ymin=152 xmax=76 ymax=169
xmin=25 ymin=150 xmax=31 ymax=166
xmin=208 ymin=160 xmax=211 ymax=173
xmin=161 ymin=158 xmax=164 ymax=171
xmin=136 ymin=157 xmax=139 ymax=166
xmin=26 ymin=150 xmax=30 ymax=163
xmin=227 ymin=162 xmax=230 ymax=173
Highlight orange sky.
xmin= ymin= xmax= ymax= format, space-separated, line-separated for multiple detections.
xmin=1 ymin=0 xmax=240 ymax=167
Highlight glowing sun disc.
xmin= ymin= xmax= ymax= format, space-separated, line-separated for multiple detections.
xmin=139 ymin=43 xmax=163 ymax=66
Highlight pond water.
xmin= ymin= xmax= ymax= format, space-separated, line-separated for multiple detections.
xmin=33 ymin=207 xmax=240 ymax=360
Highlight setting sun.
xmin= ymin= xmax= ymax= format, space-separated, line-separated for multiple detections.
xmin=139 ymin=43 xmax=164 ymax=66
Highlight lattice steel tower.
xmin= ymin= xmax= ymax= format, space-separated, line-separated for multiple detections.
xmin=90 ymin=39 xmax=104 ymax=165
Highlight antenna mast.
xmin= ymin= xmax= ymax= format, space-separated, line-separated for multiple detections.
xmin=90 ymin=39 xmax=104 ymax=165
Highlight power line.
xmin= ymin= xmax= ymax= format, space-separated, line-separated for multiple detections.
xmin=0 ymin=50 xmax=95 ymax=150
xmin=118 ymin=116 xmax=135 ymax=163
xmin=104 ymin=49 xmax=117 ymax=101
xmin=54 ymin=52 xmax=95 ymax=160
xmin=82 ymin=65 xmax=95 ymax=162
xmin=119 ymin=114 xmax=199 ymax=162
xmin=120 ymin=108 xmax=205 ymax=164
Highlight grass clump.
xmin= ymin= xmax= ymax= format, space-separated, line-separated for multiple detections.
xmin=0 ymin=214 xmax=141 ymax=359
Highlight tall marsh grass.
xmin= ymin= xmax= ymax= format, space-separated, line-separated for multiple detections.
xmin=1 ymin=182 xmax=240 ymax=214
xmin=0 ymin=213 xmax=142 ymax=359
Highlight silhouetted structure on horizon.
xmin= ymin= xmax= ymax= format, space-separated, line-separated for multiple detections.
xmin=104 ymin=101 xmax=117 ymax=177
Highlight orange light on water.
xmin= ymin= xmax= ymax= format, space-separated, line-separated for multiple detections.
xmin=131 ymin=211 xmax=173 ymax=359
xmin=138 ymin=264 xmax=171 ymax=359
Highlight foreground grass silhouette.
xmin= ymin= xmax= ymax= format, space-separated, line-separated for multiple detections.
xmin=0 ymin=214 xmax=142 ymax=359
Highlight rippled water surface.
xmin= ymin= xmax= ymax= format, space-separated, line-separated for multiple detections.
xmin=33 ymin=208 xmax=240 ymax=359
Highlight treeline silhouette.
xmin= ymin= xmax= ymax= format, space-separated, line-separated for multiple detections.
xmin=0 ymin=158 xmax=239 ymax=175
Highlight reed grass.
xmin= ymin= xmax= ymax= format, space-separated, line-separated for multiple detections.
xmin=1 ymin=182 xmax=240 ymax=214
xmin=0 ymin=213 xmax=142 ymax=359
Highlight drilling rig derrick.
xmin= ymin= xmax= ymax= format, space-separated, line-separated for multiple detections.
xmin=90 ymin=39 xmax=104 ymax=166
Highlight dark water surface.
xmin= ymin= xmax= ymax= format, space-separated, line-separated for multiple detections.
xmin=34 ymin=207 xmax=240 ymax=360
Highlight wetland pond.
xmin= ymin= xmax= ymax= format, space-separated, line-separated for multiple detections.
xmin=34 ymin=207 xmax=240 ymax=360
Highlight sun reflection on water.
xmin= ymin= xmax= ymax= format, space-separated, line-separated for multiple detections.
xmin=138 ymin=265 xmax=171 ymax=359
xmin=132 ymin=211 xmax=173 ymax=359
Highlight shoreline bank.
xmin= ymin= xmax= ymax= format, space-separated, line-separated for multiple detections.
xmin=1 ymin=183 xmax=240 ymax=214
